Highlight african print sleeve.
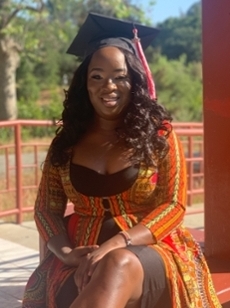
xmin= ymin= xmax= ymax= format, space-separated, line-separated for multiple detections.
xmin=140 ymin=130 xmax=187 ymax=242
xmin=34 ymin=149 xmax=68 ymax=242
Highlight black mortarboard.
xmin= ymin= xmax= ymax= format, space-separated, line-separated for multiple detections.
xmin=67 ymin=12 xmax=159 ymax=58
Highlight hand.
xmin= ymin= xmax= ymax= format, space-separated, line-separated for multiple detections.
xmin=74 ymin=235 xmax=126 ymax=292
xmin=62 ymin=245 xmax=99 ymax=267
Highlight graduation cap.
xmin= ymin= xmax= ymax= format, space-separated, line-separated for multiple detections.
xmin=67 ymin=12 xmax=159 ymax=57
xmin=67 ymin=12 xmax=159 ymax=99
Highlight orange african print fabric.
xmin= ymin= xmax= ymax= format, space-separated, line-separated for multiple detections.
xmin=22 ymin=129 xmax=221 ymax=308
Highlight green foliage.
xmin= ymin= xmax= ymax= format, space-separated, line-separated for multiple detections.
xmin=68 ymin=0 xmax=152 ymax=23
xmin=18 ymin=88 xmax=63 ymax=121
xmin=17 ymin=58 xmax=40 ymax=103
xmin=0 ymin=1 xmax=45 ymax=43
xmin=145 ymin=1 xmax=203 ymax=121
xmin=17 ymin=87 xmax=63 ymax=140
xmin=150 ymin=52 xmax=202 ymax=121
xmin=153 ymin=1 xmax=201 ymax=63
xmin=0 ymin=127 xmax=14 ymax=143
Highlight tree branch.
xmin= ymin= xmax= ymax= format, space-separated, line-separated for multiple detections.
xmin=2 ymin=1 xmax=45 ymax=29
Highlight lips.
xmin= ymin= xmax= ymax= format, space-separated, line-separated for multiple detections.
xmin=102 ymin=96 xmax=119 ymax=101
xmin=101 ymin=96 xmax=119 ymax=107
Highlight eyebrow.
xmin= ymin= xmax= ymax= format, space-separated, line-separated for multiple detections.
xmin=89 ymin=68 xmax=127 ymax=73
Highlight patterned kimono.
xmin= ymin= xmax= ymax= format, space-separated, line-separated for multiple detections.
xmin=22 ymin=129 xmax=221 ymax=308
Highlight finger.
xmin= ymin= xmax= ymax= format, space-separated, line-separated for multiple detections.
xmin=88 ymin=261 xmax=98 ymax=277
xmin=81 ymin=269 xmax=91 ymax=291
xmin=76 ymin=254 xmax=92 ymax=292
xmin=74 ymin=268 xmax=81 ymax=289
xmin=74 ymin=257 xmax=88 ymax=288
xmin=91 ymin=245 xmax=99 ymax=249
xmin=74 ymin=246 xmax=99 ymax=256
xmin=81 ymin=253 xmax=93 ymax=290
xmin=75 ymin=268 xmax=88 ymax=292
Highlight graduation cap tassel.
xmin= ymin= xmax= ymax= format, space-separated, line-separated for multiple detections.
xmin=132 ymin=28 xmax=156 ymax=100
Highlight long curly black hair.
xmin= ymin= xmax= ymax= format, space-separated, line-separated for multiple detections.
xmin=50 ymin=48 xmax=172 ymax=167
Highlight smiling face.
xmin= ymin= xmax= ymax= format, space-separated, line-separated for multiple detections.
xmin=87 ymin=46 xmax=132 ymax=121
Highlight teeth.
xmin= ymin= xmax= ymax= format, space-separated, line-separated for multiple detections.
xmin=102 ymin=97 xmax=118 ymax=101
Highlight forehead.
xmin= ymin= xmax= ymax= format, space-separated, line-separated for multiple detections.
xmin=88 ymin=46 xmax=127 ymax=69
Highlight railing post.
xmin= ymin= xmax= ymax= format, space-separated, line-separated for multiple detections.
xmin=15 ymin=123 xmax=23 ymax=224
xmin=187 ymin=135 xmax=193 ymax=206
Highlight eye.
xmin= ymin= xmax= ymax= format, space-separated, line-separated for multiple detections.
xmin=91 ymin=74 xmax=102 ymax=80
xmin=115 ymin=75 xmax=129 ymax=81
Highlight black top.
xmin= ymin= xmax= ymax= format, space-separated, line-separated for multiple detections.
xmin=70 ymin=163 xmax=139 ymax=197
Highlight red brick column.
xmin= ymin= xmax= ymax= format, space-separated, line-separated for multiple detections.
xmin=203 ymin=0 xmax=230 ymax=258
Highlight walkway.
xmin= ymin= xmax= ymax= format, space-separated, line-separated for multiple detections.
xmin=0 ymin=222 xmax=39 ymax=308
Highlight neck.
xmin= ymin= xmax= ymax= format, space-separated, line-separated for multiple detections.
xmin=91 ymin=116 xmax=123 ymax=135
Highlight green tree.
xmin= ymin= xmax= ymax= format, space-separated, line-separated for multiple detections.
xmin=153 ymin=1 xmax=201 ymax=63
xmin=150 ymin=52 xmax=202 ymax=121
xmin=0 ymin=0 xmax=44 ymax=120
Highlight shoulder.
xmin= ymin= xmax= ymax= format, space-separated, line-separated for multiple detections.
xmin=43 ymin=142 xmax=73 ymax=170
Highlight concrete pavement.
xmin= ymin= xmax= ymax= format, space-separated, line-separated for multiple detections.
xmin=0 ymin=221 xmax=39 ymax=308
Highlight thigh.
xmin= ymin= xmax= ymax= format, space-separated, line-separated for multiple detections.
xmin=126 ymin=246 xmax=172 ymax=308
xmin=56 ymin=273 xmax=78 ymax=308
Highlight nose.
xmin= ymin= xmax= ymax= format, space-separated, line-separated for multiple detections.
xmin=102 ymin=78 xmax=117 ymax=92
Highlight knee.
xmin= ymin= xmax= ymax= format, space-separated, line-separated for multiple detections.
xmin=95 ymin=249 xmax=144 ymax=294
xmin=100 ymin=248 xmax=142 ymax=274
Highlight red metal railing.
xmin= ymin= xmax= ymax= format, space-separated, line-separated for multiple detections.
xmin=0 ymin=120 xmax=54 ymax=223
xmin=0 ymin=120 xmax=204 ymax=224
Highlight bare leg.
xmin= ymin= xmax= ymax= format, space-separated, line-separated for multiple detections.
xmin=69 ymin=248 xmax=144 ymax=308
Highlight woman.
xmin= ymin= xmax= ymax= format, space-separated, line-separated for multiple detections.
xmin=22 ymin=13 xmax=221 ymax=308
